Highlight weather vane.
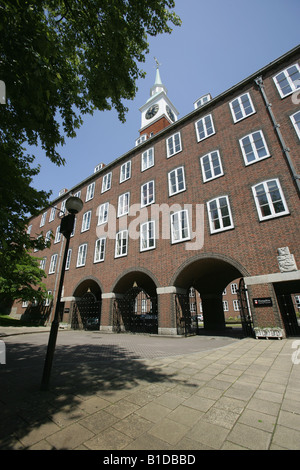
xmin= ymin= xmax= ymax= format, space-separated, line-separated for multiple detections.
xmin=154 ymin=57 xmax=161 ymax=69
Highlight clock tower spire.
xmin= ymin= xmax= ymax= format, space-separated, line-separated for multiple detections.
xmin=136 ymin=58 xmax=178 ymax=146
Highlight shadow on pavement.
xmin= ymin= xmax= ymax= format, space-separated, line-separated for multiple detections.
xmin=0 ymin=340 xmax=196 ymax=450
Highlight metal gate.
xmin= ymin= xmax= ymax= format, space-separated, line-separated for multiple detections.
xmin=276 ymin=293 xmax=300 ymax=337
xmin=237 ymin=278 xmax=254 ymax=337
xmin=113 ymin=287 xmax=158 ymax=334
xmin=175 ymin=293 xmax=198 ymax=336
xmin=71 ymin=291 xmax=101 ymax=330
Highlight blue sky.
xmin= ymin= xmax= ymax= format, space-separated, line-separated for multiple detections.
xmin=32 ymin=0 xmax=300 ymax=201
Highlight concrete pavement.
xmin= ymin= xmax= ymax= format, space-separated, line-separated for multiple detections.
xmin=0 ymin=327 xmax=299 ymax=451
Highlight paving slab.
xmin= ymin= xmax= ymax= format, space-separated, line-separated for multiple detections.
xmin=0 ymin=329 xmax=299 ymax=451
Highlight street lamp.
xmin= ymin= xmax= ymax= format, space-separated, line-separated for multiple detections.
xmin=40 ymin=196 xmax=83 ymax=391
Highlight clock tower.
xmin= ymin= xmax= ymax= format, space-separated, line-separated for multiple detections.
xmin=136 ymin=58 xmax=178 ymax=145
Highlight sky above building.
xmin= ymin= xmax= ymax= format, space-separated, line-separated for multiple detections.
xmin=32 ymin=0 xmax=300 ymax=201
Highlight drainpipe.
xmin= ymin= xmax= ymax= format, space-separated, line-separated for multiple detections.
xmin=255 ymin=76 xmax=300 ymax=197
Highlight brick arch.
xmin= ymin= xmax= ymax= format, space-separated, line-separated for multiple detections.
xmin=111 ymin=267 xmax=159 ymax=297
xmin=171 ymin=252 xmax=251 ymax=293
xmin=72 ymin=276 xmax=103 ymax=301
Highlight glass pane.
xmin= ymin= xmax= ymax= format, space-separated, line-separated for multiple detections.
xmin=241 ymin=94 xmax=253 ymax=115
xmin=276 ymin=71 xmax=292 ymax=96
xmin=197 ymin=120 xmax=205 ymax=139
xmin=205 ymin=115 xmax=213 ymax=135
xmin=288 ymin=65 xmax=300 ymax=86
xmin=253 ymin=132 xmax=267 ymax=158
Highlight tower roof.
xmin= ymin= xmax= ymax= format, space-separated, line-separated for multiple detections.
xmin=148 ymin=57 xmax=167 ymax=101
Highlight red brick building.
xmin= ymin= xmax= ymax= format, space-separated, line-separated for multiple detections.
xmin=13 ymin=45 xmax=300 ymax=338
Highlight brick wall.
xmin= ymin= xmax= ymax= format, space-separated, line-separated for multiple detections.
xmin=15 ymin=46 xmax=300 ymax=336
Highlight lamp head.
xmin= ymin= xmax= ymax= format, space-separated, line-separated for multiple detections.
xmin=65 ymin=196 xmax=83 ymax=214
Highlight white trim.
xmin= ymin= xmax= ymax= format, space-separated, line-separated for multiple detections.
xmin=115 ymin=230 xmax=128 ymax=258
xmin=141 ymin=180 xmax=155 ymax=207
xmin=195 ymin=114 xmax=215 ymax=142
xmin=76 ymin=243 xmax=87 ymax=267
xmin=120 ymin=160 xmax=131 ymax=183
xmin=200 ymin=150 xmax=224 ymax=182
xmin=140 ymin=220 xmax=156 ymax=251
xmin=252 ymin=178 xmax=289 ymax=221
xmin=207 ymin=195 xmax=234 ymax=234
xmin=166 ymin=132 xmax=182 ymax=158
xmin=290 ymin=110 xmax=300 ymax=140
xmin=229 ymin=92 xmax=255 ymax=123
xmin=273 ymin=63 xmax=300 ymax=98
xmin=168 ymin=166 xmax=186 ymax=196
xmin=239 ymin=130 xmax=270 ymax=165
xmin=170 ymin=209 xmax=190 ymax=244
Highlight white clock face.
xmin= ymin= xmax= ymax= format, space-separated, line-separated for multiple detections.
xmin=146 ymin=104 xmax=159 ymax=119
xmin=166 ymin=105 xmax=175 ymax=122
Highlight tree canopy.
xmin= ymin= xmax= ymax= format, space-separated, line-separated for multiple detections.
xmin=0 ymin=0 xmax=181 ymax=304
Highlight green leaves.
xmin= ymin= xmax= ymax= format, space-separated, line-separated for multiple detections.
xmin=0 ymin=0 xmax=180 ymax=303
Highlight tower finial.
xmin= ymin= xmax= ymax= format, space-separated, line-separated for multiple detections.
xmin=154 ymin=56 xmax=161 ymax=69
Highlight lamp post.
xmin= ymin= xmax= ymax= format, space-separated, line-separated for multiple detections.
xmin=40 ymin=196 xmax=83 ymax=391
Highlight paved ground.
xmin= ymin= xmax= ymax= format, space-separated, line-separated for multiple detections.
xmin=0 ymin=327 xmax=300 ymax=451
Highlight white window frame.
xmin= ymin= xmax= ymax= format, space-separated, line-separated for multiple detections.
xmin=200 ymin=150 xmax=224 ymax=182
xmin=233 ymin=300 xmax=240 ymax=311
xmin=239 ymin=130 xmax=270 ymax=165
xmin=195 ymin=114 xmax=215 ymax=142
xmin=252 ymin=179 xmax=289 ymax=221
xmin=168 ymin=166 xmax=186 ymax=196
xmin=207 ymin=196 xmax=234 ymax=234
xmin=54 ymin=225 xmax=61 ymax=243
xmin=81 ymin=210 xmax=91 ymax=232
xmin=49 ymin=206 xmax=56 ymax=222
xmin=170 ymin=210 xmax=190 ymax=244
xmin=65 ymin=248 xmax=72 ymax=270
xmin=101 ymin=172 xmax=112 ymax=193
xmin=115 ymin=230 xmax=128 ymax=258
xmin=141 ymin=180 xmax=155 ymax=207
xmin=141 ymin=147 xmax=154 ymax=171
xmin=40 ymin=257 xmax=46 ymax=271
xmin=120 ymin=161 xmax=131 ymax=183
xmin=49 ymin=254 xmax=58 ymax=274
xmin=231 ymin=283 xmax=238 ymax=294
xmin=97 ymin=202 xmax=109 ymax=225
xmin=140 ymin=220 xmax=156 ymax=252
xmin=45 ymin=230 xmax=52 ymax=243
xmin=223 ymin=301 xmax=229 ymax=312
xmin=86 ymin=182 xmax=95 ymax=201
xmin=45 ymin=291 xmax=52 ymax=307
xmin=229 ymin=92 xmax=255 ymax=123
xmin=40 ymin=211 xmax=47 ymax=227
xmin=118 ymin=192 xmax=130 ymax=217
xmin=60 ymin=200 xmax=66 ymax=214
xmin=94 ymin=238 xmax=106 ymax=263
xmin=273 ymin=63 xmax=300 ymax=98
xmin=290 ymin=110 xmax=300 ymax=140
xmin=166 ymin=132 xmax=182 ymax=158
xmin=77 ymin=243 xmax=87 ymax=267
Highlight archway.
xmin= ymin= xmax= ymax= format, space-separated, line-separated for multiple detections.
xmin=112 ymin=269 xmax=158 ymax=334
xmin=172 ymin=253 xmax=250 ymax=333
xmin=71 ymin=278 xmax=102 ymax=330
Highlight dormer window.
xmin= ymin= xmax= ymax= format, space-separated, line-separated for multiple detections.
xmin=194 ymin=94 xmax=211 ymax=109
xmin=136 ymin=134 xmax=148 ymax=146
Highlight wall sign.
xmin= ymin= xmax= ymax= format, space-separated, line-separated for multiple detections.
xmin=253 ymin=298 xmax=273 ymax=307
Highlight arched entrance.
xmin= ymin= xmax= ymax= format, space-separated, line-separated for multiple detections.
xmin=172 ymin=254 xmax=252 ymax=335
xmin=112 ymin=270 xmax=158 ymax=334
xmin=71 ymin=278 xmax=102 ymax=330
